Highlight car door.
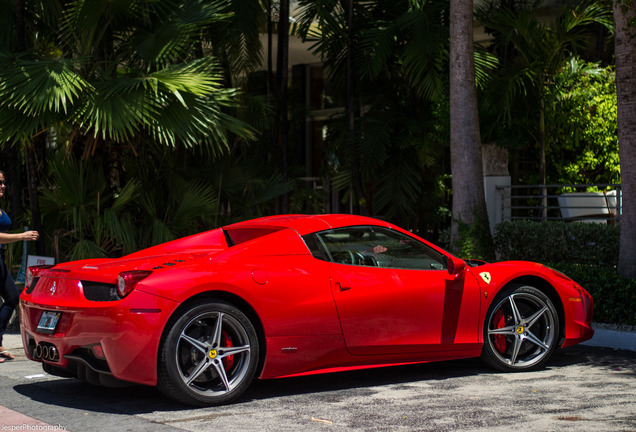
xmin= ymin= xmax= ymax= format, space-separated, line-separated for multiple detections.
xmin=313 ymin=226 xmax=481 ymax=356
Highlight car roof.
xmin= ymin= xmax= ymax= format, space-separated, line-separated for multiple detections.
xmin=223 ymin=214 xmax=393 ymax=237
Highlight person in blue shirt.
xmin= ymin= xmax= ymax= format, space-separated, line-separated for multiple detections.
xmin=0 ymin=170 xmax=39 ymax=363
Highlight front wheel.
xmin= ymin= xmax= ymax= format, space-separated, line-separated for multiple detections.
xmin=158 ymin=300 xmax=259 ymax=406
xmin=481 ymin=285 xmax=559 ymax=372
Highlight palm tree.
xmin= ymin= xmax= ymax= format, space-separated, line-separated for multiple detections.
xmin=39 ymin=153 xmax=140 ymax=261
xmin=448 ymin=0 xmax=492 ymax=258
xmin=0 ymin=0 xmax=269 ymax=260
xmin=277 ymin=0 xmax=290 ymax=211
xmin=295 ymin=1 xmax=450 ymax=223
xmin=477 ymin=2 xmax=613 ymax=217
xmin=0 ymin=0 xmax=255 ymax=159
xmin=344 ymin=0 xmax=365 ymax=214
xmin=295 ymin=0 xmax=372 ymax=213
xmin=1 ymin=0 xmax=65 ymax=251
xmin=613 ymin=0 xmax=636 ymax=278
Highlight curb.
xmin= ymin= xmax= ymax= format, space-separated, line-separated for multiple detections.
xmin=580 ymin=323 xmax=636 ymax=352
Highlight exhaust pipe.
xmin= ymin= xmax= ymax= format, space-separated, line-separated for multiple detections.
xmin=48 ymin=345 xmax=58 ymax=361
xmin=35 ymin=343 xmax=59 ymax=361
xmin=34 ymin=344 xmax=43 ymax=359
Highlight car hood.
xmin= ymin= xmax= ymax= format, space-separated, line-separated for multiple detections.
xmin=467 ymin=259 xmax=578 ymax=287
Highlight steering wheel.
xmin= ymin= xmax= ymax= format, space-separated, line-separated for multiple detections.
xmin=333 ymin=251 xmax=367 ymax=266
xmin=351 ymin=252 xmax=365 ymax=265
xmin=363 ymin=255 xmax=379 ymax=267
xmin=333 ymin=250 xmax=355 ymax=264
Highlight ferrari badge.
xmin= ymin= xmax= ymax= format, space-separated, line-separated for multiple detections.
xmin=479 ymin=272 xmax=492 ymax=284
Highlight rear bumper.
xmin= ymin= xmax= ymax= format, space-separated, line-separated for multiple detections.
xmin=20 ymin=289 xmax=178 ymax=386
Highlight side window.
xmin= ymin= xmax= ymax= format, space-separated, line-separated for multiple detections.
xmin=309 ymin=226 xmax=447 ymax=270
xmin=302 ymin=234 xmax=330 ymax=262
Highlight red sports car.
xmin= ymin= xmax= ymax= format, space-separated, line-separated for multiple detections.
xmin=20 ymin=214 xmax=594 ymax=406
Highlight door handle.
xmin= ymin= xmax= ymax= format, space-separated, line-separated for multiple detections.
xmin=336 ymin=282 xmax=351 ymax=292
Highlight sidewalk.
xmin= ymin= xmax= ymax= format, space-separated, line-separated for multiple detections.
xmin=581 ymin=322 xmax=636 ymax=351
xmin=2 ymin=332 xmax=24 ymax=356
xmin=1 ymin=332 xmax=64 ymax=430
xmin=0 ymin=405 xmax=64 ymax=430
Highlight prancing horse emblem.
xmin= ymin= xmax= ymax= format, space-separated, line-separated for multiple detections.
xmin=49 ymin=281 xmax=57 ymax=295
xmin=479 ymin=272 xmax=492 ymax=284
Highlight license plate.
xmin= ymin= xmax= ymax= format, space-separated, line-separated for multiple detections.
xmin=37 ymin=311 xmax=61 ymax=334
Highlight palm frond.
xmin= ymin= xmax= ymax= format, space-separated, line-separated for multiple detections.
xmin=210 ymin=0 xmax=264 ymax=75
xmin=103 ymin=208 xmax=138 ymax=255
xmin=61 ymin=0 xmax=144 ymax=57
xmin=171 ymin=180 xmax=218 ymax=230
xmin=123 ymin=0 xmax=233 ymax=67
xmin=393 ymin=7 xmax=449 ymax=100
xmin=0 ymin=0 xmax=15 ymax=50
xmin=474 ymin=46 xmax=498 ymax=89
xmin=70 ymin=239 xmax=107 ymax=260
xmin=68 ymin=60 xmax=253 ymax=150
xmin=372 ymin=152 xmax=422 ymax=219
xmin=0 ymin=58 xmax=90 ymax=116
xmin=242 ymin=174 xmax=293 ymax=209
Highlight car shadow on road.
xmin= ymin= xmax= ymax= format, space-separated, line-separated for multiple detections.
xmin=551 ymin=344 xmax=636 ymax=373
xmin=12 ymin=345 xmax=635 ymax=415
xmin=243 ymin=345 xmax=636 ymax=401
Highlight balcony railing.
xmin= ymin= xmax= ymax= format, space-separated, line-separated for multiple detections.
xmin=495 ymin=184 xmax=621 ymax=224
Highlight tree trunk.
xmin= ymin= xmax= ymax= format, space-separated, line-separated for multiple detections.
xmin=614 ymin=1 xmax=636 ymax=278
xmin=539 ymin=95 xmax=547 ymax=219
xmin=0 ymin=145 xmax=23 ymax=220
xmin=267 ymin=0 xmax=274 ymax=96
xmin=276 ymin=0 xmax=290 ymax=212
xmin=24 ymin=143 xmax=45 ymax=255
xmin=449 ymin=0 xmax=492 ymax=257
xmin=15 ymin=0 xmax=25 ymax=51
xmin=346 ymin=0 xmax=365 ymax=215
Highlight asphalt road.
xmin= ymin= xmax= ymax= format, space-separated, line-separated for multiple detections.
xmin=1 ymin=331 xmax=635 ymax=432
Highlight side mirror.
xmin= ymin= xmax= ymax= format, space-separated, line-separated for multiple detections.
xmin=447 ymin=256 xmax=466 ymax=276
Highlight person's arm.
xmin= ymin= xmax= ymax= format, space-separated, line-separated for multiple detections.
xmin=0 ymin=230 xmax=39 ymax=245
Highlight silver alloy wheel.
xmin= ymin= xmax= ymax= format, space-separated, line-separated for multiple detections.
xmin=175 ymin=311 xmax=252 ymax=397
xmin=486 ymin=291 xmax=557 ymax=369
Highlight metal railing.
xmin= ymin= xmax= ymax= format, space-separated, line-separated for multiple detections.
xmin=495 ymin=184 xmax=622 ymax=223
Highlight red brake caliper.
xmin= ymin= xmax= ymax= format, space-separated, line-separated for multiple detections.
xmin=493 ymin=309 xmax=507 ymax=354
xmin=222 ymin=330 xmax=234 ymax=371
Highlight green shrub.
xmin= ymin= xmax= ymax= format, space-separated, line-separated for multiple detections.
xmin=494 ymin=220 xmax=619 ymax=267
xmin=550 ymin=263 xmax=636 ymax=326
xmin=493 ymin=220 xmax=634 ymax=326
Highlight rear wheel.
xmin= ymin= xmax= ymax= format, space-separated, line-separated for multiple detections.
xmin=481 ymin=285 xmax=559 ymax=371
xmin=158 ymin=300 xmax=259 ymax=406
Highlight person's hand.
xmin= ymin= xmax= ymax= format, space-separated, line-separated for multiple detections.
xmin=22 ymin=230 xmax=39 ymax=241
xmin=373 ymin=245 xmax=387 ymax=254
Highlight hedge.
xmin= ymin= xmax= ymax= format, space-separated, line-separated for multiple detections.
xmin=494 ymin=220 xmax=619 ymax=267
xmin=494 ymin=220 xmax=635 ymax=326
xmin=549 ymin=262 xmax=636 ymax=326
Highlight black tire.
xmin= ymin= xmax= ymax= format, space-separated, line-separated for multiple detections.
xmin=157 ymin=300 xmax=259 ymax=406
xmin=481 ymin=285 xmax=559 ymax=372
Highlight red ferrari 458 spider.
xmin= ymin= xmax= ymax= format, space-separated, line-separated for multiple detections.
xmin=20 ymin=214 xmax=594 ymax=406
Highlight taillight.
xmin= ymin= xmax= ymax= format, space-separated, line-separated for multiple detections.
xmin=26 ymin=265 xmax=55 ymax=288
xmin=117 ymin=270 xmax=152 ymax=298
